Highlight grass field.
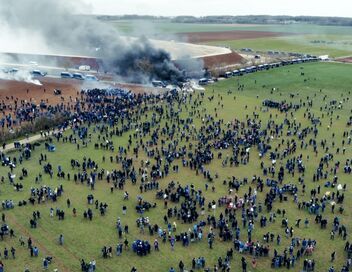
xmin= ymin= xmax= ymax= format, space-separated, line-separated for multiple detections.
xmin=110 ymin=20 xmax=352 ymax=58
xmin=111 ymin=20 xmax=352 ymax=36
xmin=111 ymin=20 xmax=265 ymax=34
xmin=206 ymin=35 xmax=352 ymax=58
xmin=1 ymin=62 xmax=352 ymax=271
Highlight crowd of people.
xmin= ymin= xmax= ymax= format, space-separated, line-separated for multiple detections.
xmin=0 ymin=69 xmax=351 ymax=272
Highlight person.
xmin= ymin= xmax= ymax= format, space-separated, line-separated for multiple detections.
xmin=169 ymin=267 xmax=175 ymax=272
xmin=59 ymin=234 xmax=64 ymax=245
xmin=0 ymin=261 xmax=3 ymax=272
xmin=19 ymin=236 xmax=25 ymax=246
xmin=179 ymin=260 xmax=184 ymax=272
xmin=304 ymin=218 xmax=309 ymax=228
xmin=11 ymin=247 xmax=15 ymax=258
xmin=331 ymin=251 xmax=336 ymax=262
xmin=208 ymin=235 xmax=213 ymax=249
xmin=124 ymin=238 xmax=129 ymax=250
xmin=251 ymin=257 xmax=257 ymax=269
xmin=331 ymin=231 xmax=335 ymax=240
xmin=170 ymin=236 xmax=175 ymax=251
xmin=241 ymin=257 xmax=247 ymax=272
xmin=295 ymin=218 xmax=301 ymax=228
xmin=277 ymin=235 xmax=281 ymax=245
xmin=131 ymin=267 xmax=137 ymax=272
xmin=154 ymin=239 xmax=159 ymax=251
xmin=116 ymin=243 xmax=123 ymax=256
xmin=43 ymin=258 xmax=48 ymax=270
xmin=33 ymin=246 xmax=39 ymax=257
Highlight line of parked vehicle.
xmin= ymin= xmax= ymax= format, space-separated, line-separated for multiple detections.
xmin=1 ymin=67 xmax=99 ymax=81
xmin=198 ymin=57 xmax=320 ymax=85
xmin=59 ymin=71 xmax=98 ymax=81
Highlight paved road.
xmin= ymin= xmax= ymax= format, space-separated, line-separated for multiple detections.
xmin=2 ymin=130 xmax=57 ymax=153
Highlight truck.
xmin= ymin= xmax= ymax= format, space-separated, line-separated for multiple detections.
xmin=79 ymin=65 xmax=91 ymax=71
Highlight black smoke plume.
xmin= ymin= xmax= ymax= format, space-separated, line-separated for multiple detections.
xmin=0 ymin=0 xmax=200 ymax=83
xmin=100 ymin=38 xmax=186 ymax=83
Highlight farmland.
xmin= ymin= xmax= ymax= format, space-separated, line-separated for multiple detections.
xmin=111 ymin=20 xmax=352 ymax=58
xmin=205 ymin=35 xmax=352 ymax=58
xmin=112 ymin=20 xmax=352 ymax=36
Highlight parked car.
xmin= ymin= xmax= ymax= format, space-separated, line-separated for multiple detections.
xmin=152 ymin=80 xmax=166 ymax=88
xmin=85 ymin=75 xmax=99 ymax=81
xmin=224 ymin=72 xmax=232 ymax=78
xmin=31 ymin=70 xmax=47 ymax=77
xmin=198 ymin=78 xmax=209 ymax=85
xmin=3 ymin=68 xmax=18 ymax=74
xmin=60 ymin=72 xmax=73 ymax=78
xmin=73 ymin=73 xmax=85 ymax=80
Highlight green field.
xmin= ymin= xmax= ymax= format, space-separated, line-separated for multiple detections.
xmin=1 ymin=62 xmax=352 ymax=271
xmin=111 ymin=20 xmax=264 ymax=34
xmin=111 ymin=20 xmax=352 ymax=35
xmin=206 ymin=34 xmax=352 ymax=58
xmin=110 ymin=20 xmax=352 ymax=58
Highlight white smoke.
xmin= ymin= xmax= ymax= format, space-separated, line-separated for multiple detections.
xmin=0 ymin=69 xmax=42 ymax=86
xmin=0 ymin=0 xmax=203 ymax=83
xmin=0 ymin=20 xmax=51 ymax=55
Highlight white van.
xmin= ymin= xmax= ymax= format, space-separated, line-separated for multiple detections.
xmin=60 ymin=72 xmax=73 ymax=78
xmin=73 ymin=73 xmax=85 ymax=80
xmin=85 ymin=75 xmax=98 ymax=81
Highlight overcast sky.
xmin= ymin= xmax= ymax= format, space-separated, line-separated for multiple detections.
xmin=81 ymin=0 xmax=351 ymax=17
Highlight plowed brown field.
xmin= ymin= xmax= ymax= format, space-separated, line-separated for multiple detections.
xmin=180 ymin=30 xmax=291 ymax=43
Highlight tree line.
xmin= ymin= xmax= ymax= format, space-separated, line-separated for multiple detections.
xmin=95 ymin=15 xmax=352 ymax=27
xmin=172 ymin=15 xmax=352 ymax=26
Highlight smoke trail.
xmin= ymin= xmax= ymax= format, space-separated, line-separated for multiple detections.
xmin=0 ymin=70 xmax=42 ymax=86
xmin=0 ymin=71 xmax=43 ymax=86
xmin=0 ymin=54 xmax=42 ymax=85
